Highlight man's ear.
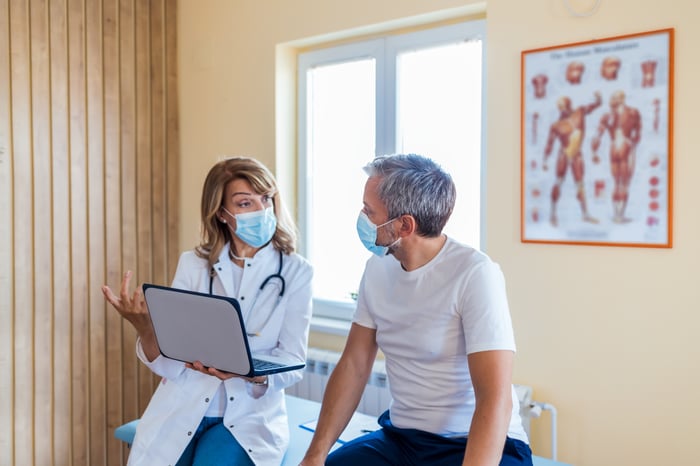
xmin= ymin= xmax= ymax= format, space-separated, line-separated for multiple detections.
xmin=397 ymin=214 xmax=416 ymax=237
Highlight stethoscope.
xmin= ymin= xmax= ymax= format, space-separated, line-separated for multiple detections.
xmin=209 ymin=249 xmax=286 ymax=336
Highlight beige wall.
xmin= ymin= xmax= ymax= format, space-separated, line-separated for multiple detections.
xmin=177 ymin=1 xmax=700 ymax=465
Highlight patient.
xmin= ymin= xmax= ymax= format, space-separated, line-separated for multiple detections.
xmin=102 ymin=156 xmax=313 ymax=465
xmin=301 ymin=154 xmax=532 ymax=466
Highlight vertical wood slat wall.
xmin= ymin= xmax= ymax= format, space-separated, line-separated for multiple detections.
xmin=0 ymin=1 xmax=180 ymax=465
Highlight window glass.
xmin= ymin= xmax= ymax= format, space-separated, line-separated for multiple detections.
xmin=396 ymin=40 xmax=483 ymax=244
xmin=305 ymin=59 xmax=375 ymax=301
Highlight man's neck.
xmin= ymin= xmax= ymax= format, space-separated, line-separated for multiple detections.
xmin=395 ymin=234 xmax=447 ymax=272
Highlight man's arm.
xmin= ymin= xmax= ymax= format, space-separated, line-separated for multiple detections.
xmin=300 ymin=323 xmax=379 ymax=466
xmin=462 ymin=350 xmax=514 ymax=466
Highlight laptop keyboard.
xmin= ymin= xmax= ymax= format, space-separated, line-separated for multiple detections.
xmin=252 ymin=358 xmax=284 ymax=371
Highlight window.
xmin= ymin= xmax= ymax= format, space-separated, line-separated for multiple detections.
xmin=298 ymin=21 xmax=486 ymax=320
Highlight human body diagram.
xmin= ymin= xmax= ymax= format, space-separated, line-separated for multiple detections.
xmin=591 ymin=90 xmax=642 ymax=224
xmin=543 ymin=92 xmax=602 ymax=227
xmin=523 ymin=38 xmax=670 ymax=245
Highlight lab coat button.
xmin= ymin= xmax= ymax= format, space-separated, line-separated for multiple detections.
xmin=187 ymin=431 xmax=192 ymax=436
xmin=205 ymin=397 xmax=209 ymax=402
xmin=229 ymin=425 xmax=234 ymax=429
xmin=229 ymin=396 xmax=234 ymax=401
xmin=240 ymin=296 xmax=245 ymax=300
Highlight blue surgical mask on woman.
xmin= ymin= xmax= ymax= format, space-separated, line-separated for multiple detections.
xmin=224 ymin=206 xmax=277 ymax=248
xmin=356 ymin=211 xmax=399 ymax=256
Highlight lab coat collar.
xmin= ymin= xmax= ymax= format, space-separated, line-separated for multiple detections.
xmin=211 ymin=243 xmax=277 ymax=297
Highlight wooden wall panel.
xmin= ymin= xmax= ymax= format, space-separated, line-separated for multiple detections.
xmin=0 ymin=0 xmax=14 ymax=463
xmin=164 ymin=0 xmax=179 ymax=284
xmin=29 ymin=1 xmax=54 ymax=465
xmin=48 ymin=0 xmax=72 ymax=462
xmin=10 ymin=1 xmax=35 ymax=464
xmin=0 ymin=1 xmax=179 ymax=465
xmin=67 ymin=0 xmax=90 ymax=462
xmin=119 ymin=0 xmax=139 ymax=430
xmin=86 ymin=0 xmax=107 ymax=462
xmin=134 ymin=0 xmax=155 ymax=413
xmin=103 ymin=0 xmax=124 ymax=462
xmin=151 ymin=0 xmax=166 ymax=288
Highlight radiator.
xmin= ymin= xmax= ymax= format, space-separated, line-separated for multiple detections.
xmin=288 ymin=348 xmax=534 ymax=435
xmin=287 ymin=348 xmax=392 ymax=417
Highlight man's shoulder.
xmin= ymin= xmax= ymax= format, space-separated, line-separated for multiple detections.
xmin=441 ymin=237 xmax=493 ymax=268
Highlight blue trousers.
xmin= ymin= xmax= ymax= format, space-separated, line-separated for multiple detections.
xmin=175 ymin=417 xmax=254 ymax=466
xmin=326 ymin=410 xmax=533 ymax=466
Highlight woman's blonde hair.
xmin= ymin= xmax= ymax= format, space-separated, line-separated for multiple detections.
xmin=195 ymin=156 xmax=297 ymax=268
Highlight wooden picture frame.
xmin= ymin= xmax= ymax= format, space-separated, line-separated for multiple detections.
xmin=521 ymin=28 xmax=674 ymax=247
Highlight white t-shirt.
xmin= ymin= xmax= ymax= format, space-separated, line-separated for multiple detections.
xmin=353 ymin=237 xmax=528 ymax=442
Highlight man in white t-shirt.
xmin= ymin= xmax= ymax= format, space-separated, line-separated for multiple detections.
xmin=300 ymin=154 xmax=532 ymax=466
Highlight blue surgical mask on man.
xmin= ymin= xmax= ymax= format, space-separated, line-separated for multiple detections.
xmin=356 ymin=211 xmax=399 ymax=256
xmin=223 ymin=206 xmax=277 ymax=248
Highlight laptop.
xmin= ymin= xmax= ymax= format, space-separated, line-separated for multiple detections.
xmin=142 ymin=283 xmax=306 ymax=376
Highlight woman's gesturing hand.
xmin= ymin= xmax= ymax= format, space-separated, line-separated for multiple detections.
xmin=102 ymin=271 xmax=160 ymax=361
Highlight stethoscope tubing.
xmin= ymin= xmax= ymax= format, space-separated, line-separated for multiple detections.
xmin=209 ymin=249 xmax=285 ymax=297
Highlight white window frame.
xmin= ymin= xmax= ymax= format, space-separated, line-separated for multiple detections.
xmin=297 ymin=20 xmax=487 ymax=322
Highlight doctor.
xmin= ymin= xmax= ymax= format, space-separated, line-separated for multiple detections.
xmin=102 ymin=156 xmax=313 ymax=466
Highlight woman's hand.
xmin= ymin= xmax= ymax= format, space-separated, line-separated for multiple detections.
xmin=185 ymin=362 xmax=268 ymax=388
xmin=186 ymin=361 xmax=238 ymax=380
xmin=102 ymin=271 xmax=152 ymax=333
xmin=102 ymin=271 xmax=160 ymax=361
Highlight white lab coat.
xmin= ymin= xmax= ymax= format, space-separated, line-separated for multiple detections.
xmin=127 ymin=243 xmax=313 ymax=466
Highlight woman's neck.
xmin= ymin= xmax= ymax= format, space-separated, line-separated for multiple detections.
xmin=229 ymin=240 xmax=258 ymax=261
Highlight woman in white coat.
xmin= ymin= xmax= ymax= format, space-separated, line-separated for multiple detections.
xmin=102 ymin=156 xmax=313 ymax=465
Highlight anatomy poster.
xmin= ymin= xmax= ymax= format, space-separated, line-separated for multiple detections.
xmin=521 ymin=29 xmax=673 ymax=247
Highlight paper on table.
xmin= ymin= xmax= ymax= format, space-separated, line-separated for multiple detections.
xmin=300 ymin=411 xmax=379 ymax=444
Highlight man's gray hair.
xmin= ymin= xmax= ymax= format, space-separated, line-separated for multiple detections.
xmin=363 ymin=154 xmax=456 ymax=237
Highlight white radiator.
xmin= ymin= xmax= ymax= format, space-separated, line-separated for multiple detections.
xmin=289 ymin=348 xmax=534 ymax=433
xmin=288 ymin=347 xmax=392 ymax=416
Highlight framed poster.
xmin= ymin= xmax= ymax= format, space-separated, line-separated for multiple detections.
xmin=521 ymin=28 xmax=673 ymax=247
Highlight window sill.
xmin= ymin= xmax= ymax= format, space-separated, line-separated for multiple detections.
xmin=309 ymin=315 xmax=351 ymax=336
